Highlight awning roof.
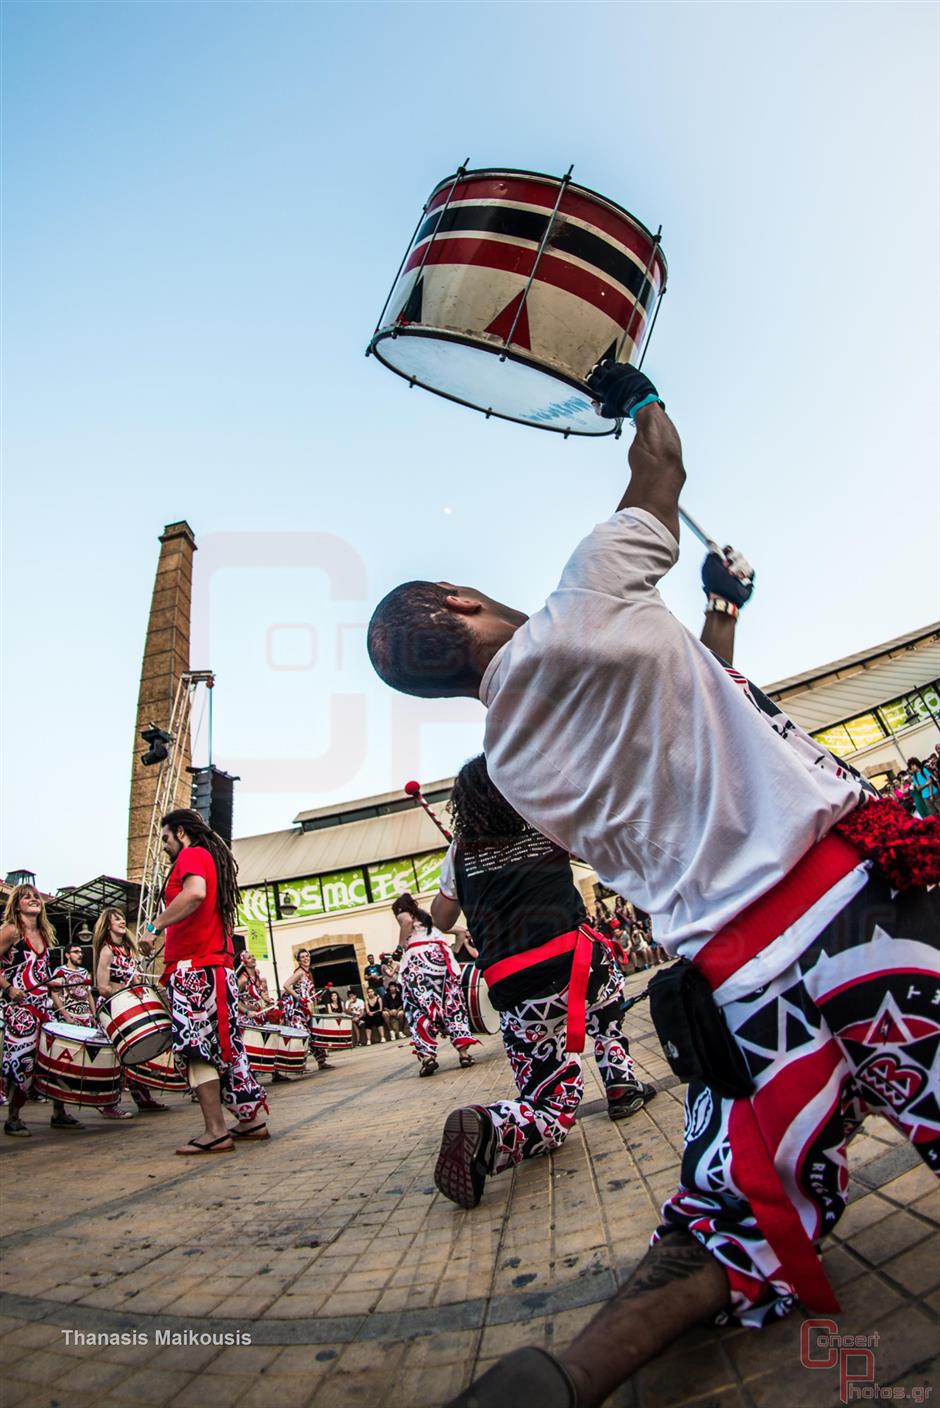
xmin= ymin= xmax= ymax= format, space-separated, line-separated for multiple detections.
xmin=233 ymin=800 xmax=452 ymax=888
xmin=764 ymin=624 xmax=940 ymax=733
xmin=50 ymin=875 xmax=142 ymax=922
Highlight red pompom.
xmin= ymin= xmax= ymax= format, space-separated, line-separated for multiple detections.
xmin=835 ymin=797 xmax=940 ymax=889
xmin=404 ymin=780 xmax=421 ymax=796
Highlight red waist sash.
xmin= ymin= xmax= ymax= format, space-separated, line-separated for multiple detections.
xmin=484 ymin=925 xmax=615 ymax=1054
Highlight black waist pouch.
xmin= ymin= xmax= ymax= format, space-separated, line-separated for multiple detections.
xmin=648 ymin=959 xmax=755 ymax=1099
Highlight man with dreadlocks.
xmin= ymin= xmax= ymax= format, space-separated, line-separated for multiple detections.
xmin=430 ymin=754 xmax=655 ymax=1209
xmin=367 ymin=363 xmax=940 ymax=1408
xmin=151 ymin=809 xmax=269 ymax=1153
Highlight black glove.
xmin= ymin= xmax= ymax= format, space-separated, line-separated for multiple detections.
xmin=586 ymin=361 xmax=662 ymax=421
xmin=702 ymin=549 xmax=755 ymax=608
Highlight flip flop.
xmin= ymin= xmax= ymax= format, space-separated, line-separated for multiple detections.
xmin=230 ymin=1122 xmax=270 ymax=1141
xmin=175 ymin=1134 xmax=235 ymax=1155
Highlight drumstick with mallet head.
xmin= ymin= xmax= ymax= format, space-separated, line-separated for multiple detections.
xmin=678 ymin=506 xmax=722 ymax=557
xmin=403 ymin=780 xmax=453 ymax=842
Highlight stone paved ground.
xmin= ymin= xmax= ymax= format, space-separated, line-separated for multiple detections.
xmin=1 ymin=971 xmax=937 ymax=1408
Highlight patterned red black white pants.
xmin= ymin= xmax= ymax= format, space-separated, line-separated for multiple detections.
xmin=399 ymin=949 xmax=476 ymax=1063
xmin=483 ymin=950 xmax=640 ymax=1175
xmin=658 ymin=875 xmax=940 ymax=1327
xmin=168 ymin=967 xmax=268 ymax=1123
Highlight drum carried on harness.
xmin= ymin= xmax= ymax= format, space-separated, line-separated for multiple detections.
xmin=461 ymin=964 xmax=499 ymax=1036
xmin=34 ymin=1021 xmax=124 ymax=1107
xmin=308 ymin=1014 xmax=354 ymax=1051
xmin=368 ymin=166 xmax=667 ymax=437
xmin=96 ymin=982 xmax=172 ymax=1066
xmin=133 ymin=1048 xmax=188 ymax=1093
xmin=275 ymin=1026 xmax=309 ymax=1074
xmin=243 ymin=1023 xmax=281 ymax=1075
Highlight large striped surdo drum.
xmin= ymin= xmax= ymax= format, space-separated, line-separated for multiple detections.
xmin=275 ymin=1026 xmax=309 ymax=1074
xmin=309 ymin=1014 xmax=354 ymax=1050
xmin=242 ymin=1023 xmax=281 ymax=1076
xmin=461 ymin=965 xmax=499 ymax=1036
xmin=97 ymin=982 xmax=172 ymax=1065
xmin=368 ymin=167 xmax=667 ymax=436
xmin=133 ymin=1048 xmax=188 ymax=1093
xmin=34 ymin=1021 xmax=124 ymax=1106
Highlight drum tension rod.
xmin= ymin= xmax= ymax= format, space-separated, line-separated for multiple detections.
xmin=500 ymin=163 xmax=574 ymax=361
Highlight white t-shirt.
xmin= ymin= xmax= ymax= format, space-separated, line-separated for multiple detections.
xmin=481 ymin=508 xmax=867 ymax=997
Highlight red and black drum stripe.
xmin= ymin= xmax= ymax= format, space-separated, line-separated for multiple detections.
xmin=99 ymin=997 xmax=171 ymax=1065
xmin=411 ymin=204 xmax=660 ymax=315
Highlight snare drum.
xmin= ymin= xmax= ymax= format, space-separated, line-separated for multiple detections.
xmin=460 ymin=965 xmax=499 ymax=1036
xmin=275 ymin=1026 xmax=309 ymax=1074
xmin=97 ymin=982 xmax=172 ymax=1065
xmin=243 ymin=1023 xmax=281 ymax=1075
xmin=34 ymin=1021 xmax=124 ymax=1107
xmin=369 ymin=167 xmax=667 ymax=436
xmin=133 ymin=1048 xmax=188 ymax=1093
xmin=308 ymin=1014 xmax=354 ymax=1051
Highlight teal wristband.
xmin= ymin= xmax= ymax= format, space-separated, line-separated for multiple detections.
xmin=629 ymin=393 xmax=664 ymax=421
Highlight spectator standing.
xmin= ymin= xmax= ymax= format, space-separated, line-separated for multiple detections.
xmin=344 ymin=990 xmax=365 ymax=1046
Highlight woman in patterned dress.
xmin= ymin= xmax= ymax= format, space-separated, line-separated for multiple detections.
xmin=281 ymin=950 xmax=331 ymax=1070
xmin=393 ymin=893 xmax=477 ymax=1078
xmin=1 ymin=884 xmax=85 ymax=1135
xmin=92 ymin=909 xmax=171 ymax=1113
xmin=53 ymin=939 xmax=132 ymax=1121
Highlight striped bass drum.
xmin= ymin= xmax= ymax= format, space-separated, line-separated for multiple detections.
xmin=96 ymin=982 xmax=172 ymax=1065
xmin=308 ymin=1014 xmax=354 ymax=1050
xmin=460 ymin=964 xmax=499 ymax=1036
xmin=368 ymin=166 xmax=667 ymax=437
xmin=133 ymin=1048 xmax=188 ymax=1092
xmin=276 ymin=1026 xmax=309 ymax=1074
xmin=243 ymin=1023 xmax=281 ymax=1075
xmin=34 ymin=1021 xmax=124 ymax=1107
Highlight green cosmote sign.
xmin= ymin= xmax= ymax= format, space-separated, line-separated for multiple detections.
xmin=236 ymin=850 xmax=447 ymax=928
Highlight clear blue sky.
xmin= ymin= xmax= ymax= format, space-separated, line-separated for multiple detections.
xmin=3 ymin=2 xmax=938 ymax=892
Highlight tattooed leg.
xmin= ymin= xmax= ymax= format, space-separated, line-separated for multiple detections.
xmin=559 ymin=1229 xmax=730 ymax=1406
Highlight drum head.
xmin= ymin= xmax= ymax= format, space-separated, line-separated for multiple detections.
xmin=371 ymin=332 xmax=613 ymax=437
xmin=43 ymin=1020 xmax=107 ymax=1044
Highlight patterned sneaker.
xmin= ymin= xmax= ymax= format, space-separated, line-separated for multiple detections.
xmin=607 ymin=1087 xmax=645 ymax=1120
xmin=434 ymin=1106 xmax=492 ymax=1209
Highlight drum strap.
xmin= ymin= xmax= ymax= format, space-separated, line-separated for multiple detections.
xmin=483 ymin=925 xmax=615 ymax=1054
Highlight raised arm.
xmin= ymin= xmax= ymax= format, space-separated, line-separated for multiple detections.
xmin=586 ymin=364 xmax=685 ymax=540
xmin=698 ymin=547 xmax=755 ymax=667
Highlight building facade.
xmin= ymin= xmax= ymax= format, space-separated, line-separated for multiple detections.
xmin=231 ymin=782 xmax=599 ymax=999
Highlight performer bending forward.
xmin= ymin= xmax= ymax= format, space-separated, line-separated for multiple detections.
xmin=151 ymin=809 xmax=269 ymax=1153
xmin=368 ymin=362 xmax=939 ymax=1407
xmin=393 ymin=893 xmax=478 ymax=1077
xmin=430 ymin=755 xmax=655 ymax=1207
xmin=281 ymin=950 xmax=331 ymax=1070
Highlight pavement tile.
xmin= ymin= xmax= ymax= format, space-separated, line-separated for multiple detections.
xmin=850 ymin=1210 xmax=928 ymax=1266
xmin=2 ymin=979 xmax=937 ymax=1408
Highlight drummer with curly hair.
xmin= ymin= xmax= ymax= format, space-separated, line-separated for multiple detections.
xmin=429 ymin=754 xmax=655 ymax=1209
xmin=150 ymin=809 xmax=270 ymax=1153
